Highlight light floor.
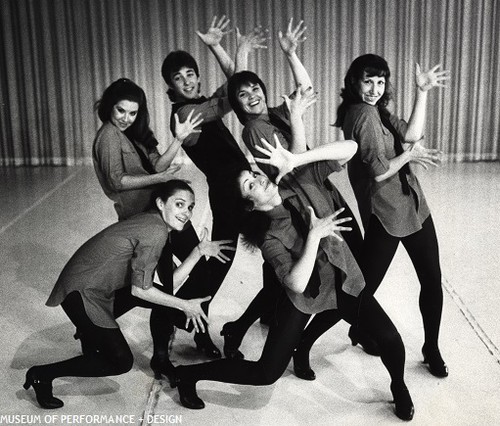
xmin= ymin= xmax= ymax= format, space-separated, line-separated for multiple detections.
xmin=1 ymin=162 xmax=499 ymax=426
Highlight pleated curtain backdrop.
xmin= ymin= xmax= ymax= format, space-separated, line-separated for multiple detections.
xmin=0 ymin=0 xmax=499 ymax=166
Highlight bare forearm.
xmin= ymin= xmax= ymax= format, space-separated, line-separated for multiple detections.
xmin=120 ymin=173 xmax=174 ymax=190
xmin=288 ymin=112 xmax=307 ymax=153
xmin=153 ymin=139 xmax=183 ymax=171
xmin=131 ymin=285 xmax=186 ymax=310
xmin=210 ymin=44 xmax=235 ymax=78
xmin=285 ymin=52 xmax=312 ymax=90
xmin=374 ymin=150 xmax=411 ymax=182
xmin=293 ymin=140 xmax=357 ymax=167
xmin=172 ymin=246 xmax=203 ymax=289
xmin=406 ymin=89 xmax=428 ymax=142
xmin=284 ymin=235 xmax=320 ymax=293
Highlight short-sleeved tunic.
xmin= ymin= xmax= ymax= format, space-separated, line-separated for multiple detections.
xmin=93 ymin=122 xmax=161 ymax=221
xmin=342 ymin=103 xmax=430 ymax=237
xmin=46 ymin=211 xmax=169 ymax=328
xmin=260 ymin=161 xmax=365 ymax=314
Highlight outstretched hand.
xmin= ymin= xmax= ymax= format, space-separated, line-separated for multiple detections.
xmin=197 ymin=228 xmax=236 ymax=263
xmin=173 ymin=110 xmax=203 ymax=142
xmin=278 ymin=18 xmax=307 ymax=55
xmin=254 ymin=134 xmax=295 ymax=184
xmin=196 ymin=15 xmax=233 ymax=46
xmin=183 ymin=296 xmax=211 ymax=333
xmin=415 ymin=63 xmax=450 ymax=92
xmin=282 ymin=84 xmax=318 ymax=117
xmin=307 ymin=207 xmax=352 ymax=242
xmin=236 ymin=26 xmax=268 ymax=53
xmin=408 ymin=140 xmax=443 ymax=169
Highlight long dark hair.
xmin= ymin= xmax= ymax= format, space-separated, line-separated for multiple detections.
xmin=227 ymin=71 xmax=268 ymax=125
xmin=95 ymin=78 xmax=157 ymax=148
xmin=334 ymin=54 xmax=393 ymax=128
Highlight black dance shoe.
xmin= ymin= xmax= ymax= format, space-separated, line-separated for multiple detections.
xmin=150 ymin=357 xmax=177 ymax=387
xmin=348 ymin=325 xmax=380 ymax=356
xmin=23 ymin=367 xmax=64 ymax=409
xmin=194 ymin=332 xmax=222 ymax=359
xmin=176 ymin=377 xmax=205 ymax=409
xmin=292 ymin=348 xmax=316 ymax=381
xmin=390 ymin=383 xmax=415 ymax=421
xmin=422 ymin=345 xmax=449 ymax=377
xmin=220 ymin=322 xmax=245 ymax=360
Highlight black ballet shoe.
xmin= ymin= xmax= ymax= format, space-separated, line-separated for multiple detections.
xmin=292 ymin=348 xmax=316 ymax=381
xmin=422 ymin=345 xmax=449 ymax=378
xmin=150 ymin=357 xmax=177 ymax=388
xmin=220 ymin=322 xmax=245 ymax=360
xmin=194 ymin=332 xmax=221 ymax=359
xmin=23 ymin=367 xmax=64 ymax=409
xmin=176 ymin=377 xmax=205 ymax=409
xmin=348 ymin=325 xmax=380 ymax=356
xmin=390 ymin=383 xmax=415 ymax=421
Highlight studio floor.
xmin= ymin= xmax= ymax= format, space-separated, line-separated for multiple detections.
xmin=1 ymin=161 xmax=499 ymax=426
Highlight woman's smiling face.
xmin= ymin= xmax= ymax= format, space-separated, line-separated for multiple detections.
xmin=357 ymin=72 xmax=386 ymax=106
xmin=236 ymin=82 xmax=268 ymax=115
xmin=110 ymin=100 xmax=139 ymax=132
xmin=157 ymin=189 xmax=195 ymax=231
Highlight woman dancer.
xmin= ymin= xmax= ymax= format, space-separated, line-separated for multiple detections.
xmin=334 ymin=54 xmax=449 ymax=377
xmin=92 ymin=77 xmax=205 ymax=283
xmin=221 ymin=21 xmax=368 ymax=368
xmin=23 ymin=180 xmax=234 ymax=409
xmin=171 ymin=137 xmax=414 ymax=421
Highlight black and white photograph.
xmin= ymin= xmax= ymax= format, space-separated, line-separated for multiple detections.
xmin=1 ymin=1 xmax=499 ymax=425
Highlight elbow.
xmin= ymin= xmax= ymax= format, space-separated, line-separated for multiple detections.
xmin=131 ymin=285 xmax=143 ymax=298
xmin=284 ymin=277 xmax=307 ymax=294
xmin=337 ymin=140 xmax=358 ymax=165
xmin=404 ymin=131 xmax=422 ymax=143
xmin=346 ymin=140 xmax=358 ymax=159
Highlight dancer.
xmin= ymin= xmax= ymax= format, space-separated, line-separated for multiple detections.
xmin=161 ymin=15 xmax=266 ymax=358
xmin=172 ymin=136 xmax=414 ymax=421
xmin=221 ymin=19 xmax=368 ymax=366
xmin=23 ymin=180 xmax=234 ymax=409
xmin=92 ymin=78 xmax=204 ymax=279
xmin=334 ymin=54 xmax=449 ymax=377
xmin=93 ymin=77 xmax=192 ymax=220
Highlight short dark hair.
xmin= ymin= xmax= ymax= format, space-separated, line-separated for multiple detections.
xmin=161 ymin=51 xmax=200 ymax=101
xmin=95 ymin=78 xmax=157 ymax=147
xmin=227 ymin=71 xmax=268 ymax=124
xmin=154 ymin=180 xmax=194 ymax=204
xmin=334 ymin=54 xmax=393 ymax=128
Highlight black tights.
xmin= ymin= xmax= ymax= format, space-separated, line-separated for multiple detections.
xmin=36 ymin=287 xmax=171 ymax=381
xmin=228 ymin=200 xmax=364 ymax=352
xmin=178 ymin=290 xmax=405 ymax=389
xmin=362 ymin=215 xmax=443 ymax=349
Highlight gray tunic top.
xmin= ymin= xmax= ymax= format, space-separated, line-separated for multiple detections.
xmin=342 ymin=103 xmax=430 ymax=237
xmin=46 ymin=211 xmax=169 ymax=328
xmin=93 ymin=122 xmax=161 ymax=221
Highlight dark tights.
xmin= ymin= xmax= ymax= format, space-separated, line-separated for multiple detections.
xmin=179 ymin=289 xmax=405 ymax=388
xmin=228 ymin=200 xmax=364 ymax=353
xmin=36 ymin=286 xmax=171 ymax=381
xmin=362 ymin=215 xmax=443 ymax=349
xmin=158 ymin=197 xmax=241 ymax=331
